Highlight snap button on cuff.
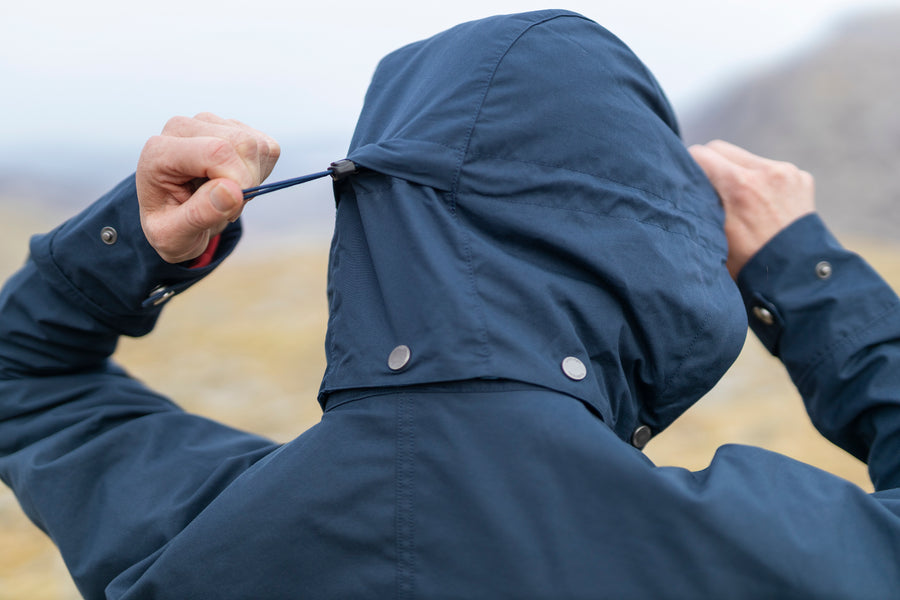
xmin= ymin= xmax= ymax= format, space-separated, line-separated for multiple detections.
xmin=100 ymin=226 xmax=118 ymax=245
xmin=561 ymin=356 xmax=587 ymax=381
xmin=631 ymin=425 xmax=652 ymax=450
xmin=815 ymin=261 xmax=833 ymax=280
xmin=149 ymin=285 xmax=175 ymax=306
xmin=388 ymin=345 xmax=411 ymax=371
xmin=752 ymin=306 xmax=775 ymax=326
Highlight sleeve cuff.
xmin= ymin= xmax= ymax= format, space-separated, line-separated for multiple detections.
xmin=28 ymin=175 xmax=241 ymax=337
xmin=185 ymin=234 xmax=222 ymax=270
xmin=736 ymin=213 xmax=898 ymax=373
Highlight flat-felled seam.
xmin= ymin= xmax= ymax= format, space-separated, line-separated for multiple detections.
xmin=477 ymin=195 xmax=721 ymax=255
xmin=395 ymin=393 xmax=416 ymax=599
xmin=451 ymin=12 xmax=589 ymax=195
xmin=465 ymin=153 xmax=720 ymax=229
xmin=454 ymin=200 xmax=493 ymax=364
xmin=795 ymin=301 xmax=900 ymax=394
xmin=655 ymin=306 xmax=715 ymax=426
xmin=446 ymin=16 xmax=570 ymax=368
xmin=366 ymin=137 xmax=463 ymax=154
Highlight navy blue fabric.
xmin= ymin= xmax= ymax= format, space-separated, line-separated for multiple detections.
xmin=3 ymin=9 xmax=900 ymax=599
xmin=326 ymin=10 xmax=746 ymax=442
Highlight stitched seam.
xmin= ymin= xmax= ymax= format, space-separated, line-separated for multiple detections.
xmin=448 ymin=14 xmax=590 ymax=367
xmin=395 ymin=393 xmax=416 ymax=599
xmin=464 ymin=153 xmax=719 ymax=228
xmin=472 ymin=195 xmax=721 ymax=254
xmin=371 ymin=137 xmax=463 ymax=153
xmin=452 ymin=201 xmax=492 ymax=361
xmin=449 ymin=13 xmax=584 ymax=195
xmin=655 ymin=307 xmax=715 ymax=424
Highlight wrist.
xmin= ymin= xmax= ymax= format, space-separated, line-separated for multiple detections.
xmin=185 ymin=234 xmax=222 ymax=269
xmin=29 ymin=175 xmax=242 ymax=337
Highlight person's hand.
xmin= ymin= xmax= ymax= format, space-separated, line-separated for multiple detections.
xmin=689 ymin=140 xmax=815 ymax=279
xmin=136 ymin=113 xmax=280 ymax=263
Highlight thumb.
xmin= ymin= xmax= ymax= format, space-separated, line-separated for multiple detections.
xmin=188 ymin=179 xmax=245 ymax=227
xmin=151 ymin=179 xmax=244 ymax=263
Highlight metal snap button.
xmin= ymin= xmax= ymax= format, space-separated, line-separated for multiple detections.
xmin=100 ymin=226 xmax=118 ymax=245
xmin=815 ymin=261 xmax=833 ymax=280
xmin=388 ymin=345 xmax=411 ymax=371
xmin=752 ymin=306 xmax=775 ymax=326
xmin=149 ymin=285 xmax=175 ymax=306
xmin=631 ymin=425 xmax=652 ymax=450
xmin=561 ymin=356 xmax=587 ymax=381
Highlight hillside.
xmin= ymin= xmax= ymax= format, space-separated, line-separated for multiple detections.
xmin=682 ymin=9 xmax=900 ymax=238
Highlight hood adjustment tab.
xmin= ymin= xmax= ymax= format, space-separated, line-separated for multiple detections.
xmin=329 ymin=159 xmax=359 ymax=181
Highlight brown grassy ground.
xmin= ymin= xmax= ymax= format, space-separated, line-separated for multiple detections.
xmin=0 ymin=220 xmax=896 ymax=598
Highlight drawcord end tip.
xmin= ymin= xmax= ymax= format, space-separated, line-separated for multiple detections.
xmin=329 ymin=159 xmax=358 ymax=182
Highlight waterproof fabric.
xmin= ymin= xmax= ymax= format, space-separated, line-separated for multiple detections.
xmin=324 ymin=9 xmax=746 ymax=442
xmin=3 ymin=9 xmax=900 ymax=600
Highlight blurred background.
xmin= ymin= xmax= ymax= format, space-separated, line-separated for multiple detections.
xmin=3 ymin=1 xmax=900 ymax=597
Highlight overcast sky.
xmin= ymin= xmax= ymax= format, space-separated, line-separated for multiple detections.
xmin=2 ymin=0 xmax=900 ymax=174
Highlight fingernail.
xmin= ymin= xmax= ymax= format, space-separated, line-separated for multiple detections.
xmin=210 ymin=184 xmax=234 ymax=213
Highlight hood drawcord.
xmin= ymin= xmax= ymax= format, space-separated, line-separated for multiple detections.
xmin=242 ymin=159 xmax=358 ymax=200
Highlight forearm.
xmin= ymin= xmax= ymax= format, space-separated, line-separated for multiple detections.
xmin=737 ymin=214 xmax=900 ymax=489
xmin=0 ymin=175 xmax=241 ymax=377
xmin=0 ymin=364 xmax=278 ymax=599
xmin=0 ymin=177 xmax=284 ymax=598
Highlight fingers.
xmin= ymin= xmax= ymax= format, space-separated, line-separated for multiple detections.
xmin=192 ymin=112 xmax=230 ymax=126
xmin=689 ymin=141 xmax=816 ymax=279
xmin=136 ymin=112 xmax=280 ymax=263
xmin=138 ymin=178 xmax=244 ymax=264
xmin=689 ymin=141 xmax=815 ymax=213
xmin=688 ymin=143 xmax=743 ymax=198
xmin=160 ymin=114 xmax=281 ymax=185
xmin=139 ymin=135 xmax=251 ymax=190
xmin=702 ymin=139 xmax=771 ymax=170
xmin=194 ymin=178 xmax=244 ymax=224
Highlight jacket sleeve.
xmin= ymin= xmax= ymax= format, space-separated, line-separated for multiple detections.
xmin=736 ymin=213 xmax=900 ymax=491
xmin=0 ymin=176 xmax=279 ymax=599
xmin=635 ymin=214 xmax=900 ymax=597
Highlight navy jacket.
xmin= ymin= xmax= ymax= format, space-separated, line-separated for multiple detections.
xmin=3 ymin=9 xmax=900 ymax=599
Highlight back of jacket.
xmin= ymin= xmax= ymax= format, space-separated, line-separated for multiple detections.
xmin=2 ymin=9 xmax=900 ymax=600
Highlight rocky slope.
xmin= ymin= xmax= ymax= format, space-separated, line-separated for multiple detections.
xmin=682 ymin=10 xmax=900 ymax=238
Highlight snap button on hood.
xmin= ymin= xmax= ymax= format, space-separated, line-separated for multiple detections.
xmin=562 ymin=357 xmax=587 ymax=381
xmin=388 ymin=345 xmax=412 ymax=371
xmin=319 ymin=10 xmax=745 ymax=442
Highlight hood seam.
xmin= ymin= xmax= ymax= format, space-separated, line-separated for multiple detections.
xmin=448 ymin=12 xmax=591 ymax=197
xmin=463 ymin=194 xmax=724 ymax=256
xmin=653 ymin=306 xmax=715 ymax=428
xmin=447 ymin=12 xmax=594 ymax=371
xmin=463 ymin=153 xmax=723 ymax=232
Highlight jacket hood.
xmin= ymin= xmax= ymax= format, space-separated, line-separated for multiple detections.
xmin=320 ymin=9 xmax=747 ymax=445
